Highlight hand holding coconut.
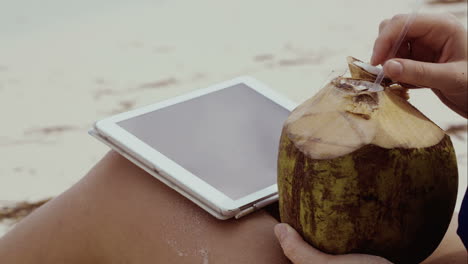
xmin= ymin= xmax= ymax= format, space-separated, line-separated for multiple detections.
xmin=372 ymin=13 xmax=467 ymax=117
xmin=274 ymin=223 xmax=392 ymax=264
xmin=276 ymin=13 xmax=466 ymax=264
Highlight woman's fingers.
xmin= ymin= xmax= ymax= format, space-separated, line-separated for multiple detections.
xmin=371 ymin=14 xmax=453 ymax=66
xmin=372 ymin=13 xmax=467 ymax=117
xmin=384 ymin=59 xmax=454 ymax=89
xmin=378 ymin=19 xmax=390 ymax=34
xmin=274 ymin=224 xmax=329 ymax=264
xmin=274 ymin=224 xmax=394 ymax=264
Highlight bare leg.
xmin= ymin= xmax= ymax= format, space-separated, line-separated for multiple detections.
xmin=0 ymin=151 xmax=465 ymax=263
xmin=0 ymin=151 xmax=289 ymax=264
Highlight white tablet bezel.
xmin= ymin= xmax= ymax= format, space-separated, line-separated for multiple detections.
xmin=93 ymin=76 xmax=297 ymax=218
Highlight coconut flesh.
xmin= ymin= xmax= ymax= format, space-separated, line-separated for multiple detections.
xmin=277 ymin=57 xmax=458 ymax=264
xmin=353 ymin=60 xmax=382 ymax=76
xmin=284 ymin=77 xmax=445 ymax=160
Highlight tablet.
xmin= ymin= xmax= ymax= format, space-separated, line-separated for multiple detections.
xmin=90 ymin=76 xmax=297 ymax=219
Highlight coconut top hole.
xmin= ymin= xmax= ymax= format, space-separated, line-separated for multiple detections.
xmin=338 ymin=78 xmax=382 ymax=92
xmin=353 ymin=61 xmax=382 ymax=76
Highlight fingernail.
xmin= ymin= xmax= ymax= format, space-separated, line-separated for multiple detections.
xmin=275 ymin=224 xmax=288 ymax=242
xmin=385 ymin=60 xmax=403 ymax=78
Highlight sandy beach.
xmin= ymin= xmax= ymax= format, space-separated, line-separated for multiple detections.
xmin=1 ymin=0 xmax=467 ymax=238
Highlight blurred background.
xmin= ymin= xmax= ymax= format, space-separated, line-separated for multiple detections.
xmin=0 ymin=0 xmax=467 ymax=235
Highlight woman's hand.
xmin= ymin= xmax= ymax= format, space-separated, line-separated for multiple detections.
xmin=274 ymin=224 xmax=392 ymax=264
xmin=371 ymin=13 xmax=467 ymax=117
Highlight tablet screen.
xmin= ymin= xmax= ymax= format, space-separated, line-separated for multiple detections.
xmin=118 ymin=83 xmax=290 ymax=200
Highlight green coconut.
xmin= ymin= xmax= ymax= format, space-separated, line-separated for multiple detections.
xmin=277 ymin=58 xmax=458 ymax=264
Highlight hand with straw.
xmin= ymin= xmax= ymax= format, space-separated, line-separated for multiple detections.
xmin=371 ymin=13 xmax=467 ymax=117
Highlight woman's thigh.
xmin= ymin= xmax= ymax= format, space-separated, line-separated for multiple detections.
xmin=87 ymin=151 xmax=289 ymax=264
xmin=0 ymin=151 xmax=289 ymax=264
xmin=2 ymin=150 xmax=464 ymax=263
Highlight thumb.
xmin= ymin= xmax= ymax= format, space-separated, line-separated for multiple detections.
xmin=383 ymin=59 xmax=456 ymax=90
xmin=274 ymin=224 xmax=329 ymax=264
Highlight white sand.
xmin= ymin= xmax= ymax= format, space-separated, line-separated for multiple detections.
xmin=0 ymin=0 xmax=467 ymax=237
